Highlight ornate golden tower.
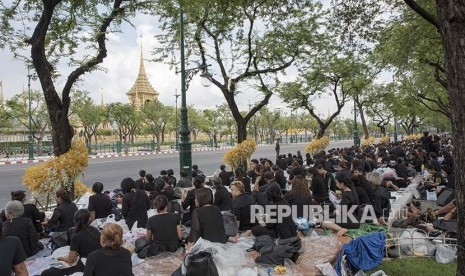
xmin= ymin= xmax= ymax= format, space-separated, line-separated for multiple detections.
xmin=126 ymin=41 xmax=159 ymax=110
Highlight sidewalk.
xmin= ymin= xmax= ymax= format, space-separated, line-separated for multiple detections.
xmin=0 ymin=143 xmax=277 ymax=166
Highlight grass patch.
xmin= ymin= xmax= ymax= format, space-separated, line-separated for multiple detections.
xmin=368 ymin=258 xmax=456 ymax=275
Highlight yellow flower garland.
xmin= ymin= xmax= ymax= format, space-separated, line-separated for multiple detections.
xmin=223 ymin=139 xmax=257 ymax=170
xmin=305 ymin=136 xmax=329 ymax=156
xmin=362 ymin=136 xmax=376 ymax=147
xmin=378 ymin=135 xmax=391 ymax=145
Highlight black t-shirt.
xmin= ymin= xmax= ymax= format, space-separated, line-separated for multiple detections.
xmin=84 ymin=247 xmax=133 ymax=276
xmin=231 ymin=193 xmax=256 ymax=231
xmin=311 ymin=174 xmax=328 ymax=202
xmin=122 ymin=189 xmax=150 ymax=230
xmin=188 ymin=205 xmax=227 ymax=244
xmin=50 ymin=201 xmax=78 ymax=232
xmin=213 ymin=186 xmax=232 ymax=211
xmin=146 ymin=213 xmax=179 ymax=252
xmin=283 ymin=192 xmax=313 ymax=219
xmin=265 ymin=199 xmax=297 ymax=239
xmin=70 ymin=226 xmax=101 ymax=258
xmin=3 ymin=217 xmax=40 ymax=257
xmin=0 ymin=236 xmax=26 ymax=275
xmin=88 ymin=193 xmax=113 ymax=219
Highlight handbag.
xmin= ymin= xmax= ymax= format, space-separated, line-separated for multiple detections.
xmin=436 ymin=188 xmax=455 ymax=206
xmin=184 ymin=251 xmax=219 ymax=276
xmin=134 ymin=237 xmax=152 ymax=259
xmin=221 ymin=211 xmax=238 ymax=236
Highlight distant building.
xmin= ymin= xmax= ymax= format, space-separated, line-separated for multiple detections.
xmin=126 ymin=43 xmax=159 ymax=110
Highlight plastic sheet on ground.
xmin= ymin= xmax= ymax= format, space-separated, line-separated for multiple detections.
xmin=133 ymin=252 xmax=183 ymax=276
xmin=295 ymin=236 xmax=342 ymax=276
xmin=26 ymin=246 xmax=72 ymax=275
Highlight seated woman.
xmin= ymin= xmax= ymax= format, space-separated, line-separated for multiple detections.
xmin=230 ymin=181 xmax=256 ymax=232
xmin=1 ymin=190 xmax=45 ymax=234
xmin=42 ymin=189 xmax=78 ymax=232
xmin=121 ymin=177 xmax=150 ymax=230
xmin=366 ymin=172 xmax=390 ymax=225
xmin=320 ymin=173 xmax=360 ymax=237
xmin=88 ymin=182 xmax=113 ymax=221
xmin=3 ymin=200 xmax=42 ymax=257
xmin=187 ymin=188 xmax=238 ymax=250
xmin=84 ymin=223 xmax=133 ymax=276
xmin=146 ymin=195 xmax=182 ymax=256
xmin=252 ymin=184 xmax=297 ymax=239
xmin=182 ymin=176 xmax=208 ymax=224
xmin=284 ymin=175 xmax=313 ymax=219
xmin=212 ymin=176 xmax=232 ymax=211
xmin=41 ymin=209 xmax=101 ymax=276
xmin=0 ymin=221 xmax=28 ymax=276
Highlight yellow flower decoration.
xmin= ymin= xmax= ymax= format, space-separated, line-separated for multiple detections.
xmin=223 ymin=139 xmax=257 ymax=170
xmin=403 ymin=133 xmax=422 ymax=142
xmin=378 ymin=136 xmax=391 ymax=145
xmin=305 ymin=136 xmax=329 ymax=156
xmin=362 ymin=136 xmax=376 ymax=147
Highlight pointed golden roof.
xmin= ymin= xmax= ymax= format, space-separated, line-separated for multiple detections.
xmin=126 ymin=38 xmax=159 ymax=110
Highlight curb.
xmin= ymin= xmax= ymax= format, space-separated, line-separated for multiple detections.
xmin=0 ymin=144 xmax=276 ymax=166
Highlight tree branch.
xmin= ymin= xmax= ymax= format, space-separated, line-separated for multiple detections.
xmin=403 ymin=0 xmax=440 ymax=29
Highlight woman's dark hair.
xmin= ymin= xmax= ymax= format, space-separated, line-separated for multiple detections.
xmin=195 ymin=188 xmax=212 ymax=207
xmin=335 ymin=172 xmax=359 ymax=205
xmin=146 ymin=174 xmax=155 ymax=182
xmin=11 ymin=190 xmax=26 ymax=201
xmin=74 ymin=209 xmax=90 ymax=233
xmin=139 ymin=170 xmax=146 ymax=177
xmin=193 ymin=176 xmax=205 ymax=189
xmin=289 ymin=175 xmax=311 ymax=198
xmin=266 ymin=184 xmax=283 ymax=203
xmin=121 ymin=177 xmax=135 ymax=193
xmin=56 ymin=188 xmax=72 ymax=202
xmin=235 ymin=167 xmax=245 ymax=180
xmin=92 ymin=182 xmax=104 ymax=193
xmin=211 ymin=176 xmax=223 ymax=189
xmin=167 ymin=169 xmax=174 ymax=176
xmin=155 ymin=179 xmax=165 ymax=192
xmin=153 ymin=195 xmax=169 ymax=212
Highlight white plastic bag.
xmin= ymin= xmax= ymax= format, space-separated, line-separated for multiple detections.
xmin=426 ymin=190 xmax=438 ymax=201
xmin=435 ymin=244 xmax=456 ymax=264
xmin=399 ymin=229 xmax=436 ymax=256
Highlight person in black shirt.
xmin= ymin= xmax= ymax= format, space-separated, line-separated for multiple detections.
xmin=121 ymin=178 xmax=150 ymax=230
xmin=42 ymin=189 xmax=78 ymax=232
xmin=309 ymin=167 xmax=329 ymax=204
xmin=284 ymin=175 xmax=313 ymax=219
xmin=182 ymin=176 xmax=211 ymax=224
xmin=366 ymin=172 xmax=390 ymax=225
xmin=84 ymin=223 xmax=133 ymax=276
xmin=272 ymin=165 xmax=287 ymax=191
xmin=151 ymin=178 xmax=175 ymax=202
xmin=248 ymin=159 xmax=259 ymax=183
xmin=134 ymin=169 xmax=147 ymax=190
xmin=230 ymin=181 xmax=256 ymax=231
xmin=0 ymin=221 xmax=28 ymax=276
xmin=218 ymin=164 xmax=232 ymax=187
xmin=352 ymin=166 xmax=374 ymax=202
xmin=1 ymin=190 xmax=45 ymax=234
xmin=146 ymin=195 xmax=182 ymax=256
xmin=212 ymin=176 xmax=232 ymax=211
xmin=316 ymin=164 xmax=337 ymax=192
xmin=144 ymin=174 xmax=156 ymax=192
xmin=176 ymin=169 xmax=192 ymax=188
xmin=187 ymin=188 xmax=238 ymax=250
xmin=321 ymin=173 xmax=360 ymax=237
xmin=42 ymin=209 xmax=101 ymax=276
xmin=236 ymin=167 xmax=252 ymax=194
xmin=88 ymin=182 xmax=112 ymax=221
xmin=251 ymin=184 xmax=297 ymax=239
xmin=167 ymin=169 xmax=177 ymax=186
xmin=3 ymin=200 xmax=42 ymax=257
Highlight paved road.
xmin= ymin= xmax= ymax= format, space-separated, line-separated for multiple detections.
xmin=0 ymin=140 xmax=353 ymax=208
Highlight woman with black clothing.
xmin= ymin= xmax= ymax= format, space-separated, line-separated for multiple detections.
xmin=151 ymin=178 xmax=175 ymax=202
xmin=235 ymin=167 xmax=251 ymax=194
xmin=212 ymin=176 xmax=232 ymax=211
xmin=121 ymin=177 xmax=150 ymax=230
xmin=367 ymin=172 xmax=390 ymax=225
xmin=252 ymin=184 xmax=297 ymax=239
xmin=321 ymin=173 xmax=360 ymax=236
xmin=3 ymin=200 xmax=42 ymax=257
xmin=309 ymin=167 xmax=329 ymax=205
xmin=182 ymin=176 xmax=208 ymax=224
xmin=84 ymin=223 xmax=133 ymax=276
xmin=0 ymin=221 xmax=28 ymax=276
xmin=88 ymin=182 xmax=112 ymax=221
xmin=144 ymin=174 xmax=156 ymax=192
xmin=187 ymin=188 xmax=238 ymax=250
xmin=230 ymin=181 xmax=256 ymax=231
xmin=41 ymin=209 xmax=101 ymax=276
xmin=284 ymin=175 xmax=313 ymax=219
xmin=146 ymin=196 xmax=182 ymax=256
xmin=42 ymin=189 xmax=78 ymax=232
xmin=1 ymin=190 xmax=45 ymax=234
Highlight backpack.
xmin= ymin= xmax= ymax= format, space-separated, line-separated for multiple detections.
xmin=168 ymin=200 xmax=182 ymax=222
xmin=221 ymin=211 xmax=238 ymax=237
xmin=255 ymin=236 xmax=302 ymax=265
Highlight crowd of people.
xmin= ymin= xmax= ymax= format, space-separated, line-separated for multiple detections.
xmin=0 ymin=131 xmax=456 ymax=275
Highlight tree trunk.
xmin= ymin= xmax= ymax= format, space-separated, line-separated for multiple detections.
xmin=356 ymin=99 xmax=369 ymax=139
xmin=156 ymin=134 xmax=161 ymax=152
xmin=316 ymin=123 xmax=329 ymax=139
xmin=49 ymin=111 xmax=74 ymax=156
xmin=436 ymin=2 xmax=465 ymax=274
xmin=237 ymin=118 xmax=247 ymax=143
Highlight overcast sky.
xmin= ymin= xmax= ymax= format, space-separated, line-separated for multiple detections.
xmin=0 ymin=9 xmax=356 ymax=119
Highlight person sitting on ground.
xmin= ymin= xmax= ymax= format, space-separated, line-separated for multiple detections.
xmin=121 ymin=177 xmax=150 ymax=230
xmin=218 ymin=164 xmax=232 ymax=187
xmin=366 ymin=172 xmax=390 ymax=225
xmin=192 ymin=164 xmax=204 ymax=177
xmin=320 ymin=173 xmax=360 ymax=237
xmin=1 ymin=190 xmax=45 ymax=234
xmin=272 ymin=164 xmax=287 ymax=191
xmin=42 ymin=209 xmax=101 ymax=276
xmin=212 ymin=176 xmax=232 ymax=211
xmin=418 ymin=202 xmax=458 ymax=234
xmin=144 ymin=174 xmax=156 ymax=192
xmin=424 ymin=163 xmax=444 ymax=188
xmin=88 ymin=182 xmax=112 ymax=221
xmin=0 ymin=220 xmax=28 ymax=276
xmin=187 ymin=188 xmax=238 ymax=250
xmin=182 ymin=176 xmax=210 ymax=225
xmin=230 ymin=181 xmax=256 ymax=232
xmin=176 ymin=169 xmax=192 ymax=188
xmin=248 ymin=159 xmax=259 ymax=183
xmin=235 ymin=167 xmax=252 ymax=194
xmin=42 ymin=189 xmax=78 ymax=232
xmin=135 ymin=170 xmax=147 ymax=190
xmin=3 ymin=200 xmax=42 ymax=257
xmin=309 ymin=167 xmax=329 ymax=205
xmin=83 ymin=223 xmax=133 ymax=276
xmin=146 ymin=195 xmax=182 ymax=256
xmin=284 ymin=175 xmax=313 ymax=219
xmin=251 ymin=184 xmax=297 ymax=239
xmin=167 ymin=169 xmax=177 ymax=186
xmin=152 ymin=178 xmax=175 ymax=202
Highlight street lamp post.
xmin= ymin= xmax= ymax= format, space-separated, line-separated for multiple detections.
xmin=27 ymin=67 xmax=35 ymax=160
xmin=174 ymin=91 xmax=180 ymax=150
xmin=394 ymin=117 xmax=398 ymax=143
xmin=179 ymin=2 xmax=211 ymax=179
xmin=353 ymin=99 xmax=360 ymax=147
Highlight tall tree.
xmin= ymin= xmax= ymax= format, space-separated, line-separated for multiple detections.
xmin=0 ymin=1 xmax=153 ymax=156
xmin=142 ymin=101 xmax=170 ymax=152
xmin=153 ymin=0 xmax=322 ymax=143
